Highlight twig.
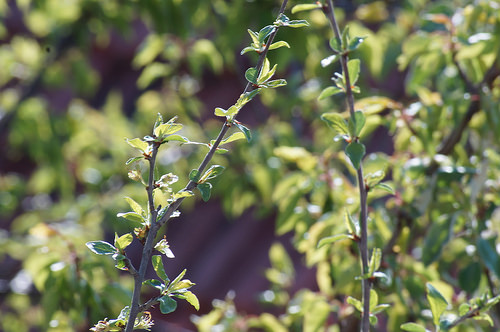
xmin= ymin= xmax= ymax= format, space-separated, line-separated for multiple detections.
xmin=324 ymin=1 xmax=370 ymax=331
xmin=123 ymin=1 xmax=290 ymax=329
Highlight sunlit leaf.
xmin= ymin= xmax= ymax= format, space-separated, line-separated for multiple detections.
xmin=345 ymin=142 xmax=366 ymax=169
xmin=159 ymin=295 xmax=177 ymax=314
xmin=426 ymin=283 xmax=448 ymax=326
xmin=86 ymin=241 xmax=117 ymax=255
xmin=152 ymin=255 xmax=169 ymax=282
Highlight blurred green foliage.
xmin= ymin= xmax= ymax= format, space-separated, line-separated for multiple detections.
xmin=1 ymin=0 xmax=500 ymax=331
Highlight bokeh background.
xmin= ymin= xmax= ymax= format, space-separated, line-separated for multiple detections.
xmin=1 ymin=0 xmax=500 ymax=331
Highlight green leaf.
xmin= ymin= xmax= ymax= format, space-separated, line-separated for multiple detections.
xmin=214 ymin=105 xmax=239 ymax=118
xmin=233 ymin=121 xmax=252 ymax=142
xmin=200 ymin=165 xmax=225 ymax=182
xmin=116 ymin=212 xmax=144 ymax=223
xmin=348 ymin=37 xmax=366 ymax=52
xmin=189 ymin=169 xmax=201 ymax=182
xmin=245 ymin=67 xmax=258 ymax=84
xmin=345 ymin=209 xmax=360 ymax=237
xmin=114 ymin=233 xmax=134 ymax=251
xmin=258 ymin=62 xmax=277 ymax=84
xmin=477 ymin=238 xmax=500 ymax=278
xmin=113 ymin=253 xmax=128 ymax=270
xmin=247 ymin=29 xmax=259 ymax=45
xmin=373 ymin=182 xmax=395 ymax=194
xmin=459 ymin=262 xmax=481 ymax=293
xmin=143 ymin=279 xmax=164 ymax=291
xmin=368 ymin=248 xmax=382 ymax=276
xmin=422 ymin=216 xmax=452 ymax=265
xmin=330 ymin=37 xmax=341 ymax=53
xmin=152 ymin=255 xmax=169 ymax=282
xmin=348 ymin=110 xmax=365 ymax=138
xmin=341 ymin=26 xmax=350 ymax=50
xmin=169 ymin=269 xmax=187 ymax=290
xmin=365 ymin=170 xmax=385 ymax=188
xmin=126 ymin=138 xmax=149 ymax=154
xmin=240 ymin=46 xmax=256 ymax=55
xmin=400 ymin=323 xmax=427 ymax=332
xmin=197 ymin=182 xmax=212 ymax=202
xmin=317 ymin=234 xmax=352 ymax=248
xmin=321 ymin=112 xmax=348 ymax=135
xmin=126 ymin=156 xmax=144 ymax=165
xmin=287 ymin=20 xmax=310 ymax=28
xmin=262 ymin=79 xmax=287 ymax=88
xmin=347 ymin=296 xmax=363 ymax=313
xmin=154 ymin=122 xmax=183 ymax=138
xmin=372 ymin=304 xmax=390 ymax=314
xmin=164 ymin=134 xmax=188 ymax=143
xmin=318 ymin=86 xmax=344 ymax=100
xmin=345 ymin=142 xmax=366 ymax=169
xmin=159 ymin=295 xmax=177 ymax=314
xmin=220 ymin=132 xmax=246 ymax=145
xmin=125 ymin=197 xmax=144 ymax=216
xmin=86 ymin=241 xmax=117 ymax=255
xmin=347 ymin=59 xmax=361 ymax=87
xmin=182 ymin=291 xmax=200 ymax=310
xmin=269 ymin=41 xmax=290 ymax=51
xmin=258 ymin=25 xmax=276 ymax=43
xmin=291 ymin=3 xmax=321 ymax=13
xmin=426 ymin=283 xmax=448 ymax=326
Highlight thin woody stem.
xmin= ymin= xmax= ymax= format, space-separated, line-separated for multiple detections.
xmin=124 ymin=1 xmax=290 ymax=330
xmin=325 ymin=1 xmax=370 ymax=331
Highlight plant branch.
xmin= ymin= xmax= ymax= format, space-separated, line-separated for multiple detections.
xmin=324 ymin=1 xmax=370 ymax=331
xmin=123 ymin=1 xmax=290 ymax=330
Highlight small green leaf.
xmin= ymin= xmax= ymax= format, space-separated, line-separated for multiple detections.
xmin=258 ymin=25 xmax=276 ymax=43
xmin=126 ymin=156 xmax=144 ymax=165
xmin=400 ymin=323 xmax=427 ymax=332
xmin=197 ymin=182 xmax=212 ymax=202
xmin=368 ymin=248 xmax=382 ymax=276
xmin=347 ymin=59 xmax=360 ymax=86
xmin=233 ymin=121 xmax=252 ymax=142
xmin=373 ymin=182 xmax=395 ymax=194
xmin=189 ymin=169 xmax=201 ymax=182
xmin=247 ymin=29 xmax=259 ymax=45
xmin=347 ymin=296 xmax=363 ymax=313
xmin=245 ymin=67 xmax=258 ymax=84
xmin=200 ymin=165 xmax=225 ymax=182
xmin=126 ymin=138 xmax=149 ymax=154
xmin=291 ymin=3 xmax=321 ymax=13
xmin=240 ymin=46 xmax=256 ymax=55
xmin=86 ymin=241 xmax=117 ymax=255
xmin=169 ymin=269 xmax=187 ymax=290
xmin=365 ymin=170 xmax=385 ymax=188
xmin=262 ymin=79 xmax=287 ymax=88
xmin=321 ymin=112 xmax=349 ymax=135
xmin=152 ymin=255 xmax=169 ymax=282
xmin=159 ymin=295 xmax=177 ymax=314
xmin=317 ymin=234 xmax=352 ymax=248
xmin=372 ymin=304 xmax=390 ymax=314
xmin=345 ymin=209 xmax=360 ymax=237
xmin=258 ymin=62 xmax=277 ymax=84
xmin=330 ymin=37 xmax=341 ymax=53
xmin=214 ymin=105 xmax=239 ymax=118
xmin=286 ymin=20 xmax=310 ymax=28
xmin=182 ymin=291 xmax=200 ymax=310
xmin=125 ymin=197 xmax=144 ymax=216
xmin=164 ymin=134 xmax=189 ymax=143
xmin=477 ymin=238 xmax=500 ymax=278
xmin=114 ymin=233 xmax=134 ymax=251
xmin=426 ymin=283 xmax=448 ymax=326
xmin=113 ymin=253 xmax=128 ymax=270
xmin=348 ymin=110 xmax=365 ymax=138
xmin=318 ymin=86 xmax=344 ymax=100
xmin=143 ymin=279 xmax=164 ymax=291
xmin=220 ymin=132 xmax=246 ymax=145
xmin=348 ymin=37 xmax=366 ymax=51
xmin=341 ymin=26 xmax=350 ymax=50
xmin=116 ymin=212 xmax=144 ymax=223
xmin=154 ymin=122 xmax=183 ymax=138
xmin=269 ymin=41 xmax=290 ymax=50
xmin=345 ymin=142 xmax=366 ymax=169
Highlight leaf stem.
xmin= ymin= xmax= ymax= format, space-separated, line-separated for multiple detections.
xmin=325 ymin=1 xmax=370 ymax=331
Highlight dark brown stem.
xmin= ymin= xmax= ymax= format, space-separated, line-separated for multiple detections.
xmin=123 ymin=1 xmax=290 ymax=330
xmin=325 ymin=1 xmax=370 ymax=331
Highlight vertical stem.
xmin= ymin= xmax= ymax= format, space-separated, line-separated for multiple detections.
xmin=125 ymin=145 xmax=160 ymax=332
xmin=325 ymin=1 xmax=370 ymax=331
